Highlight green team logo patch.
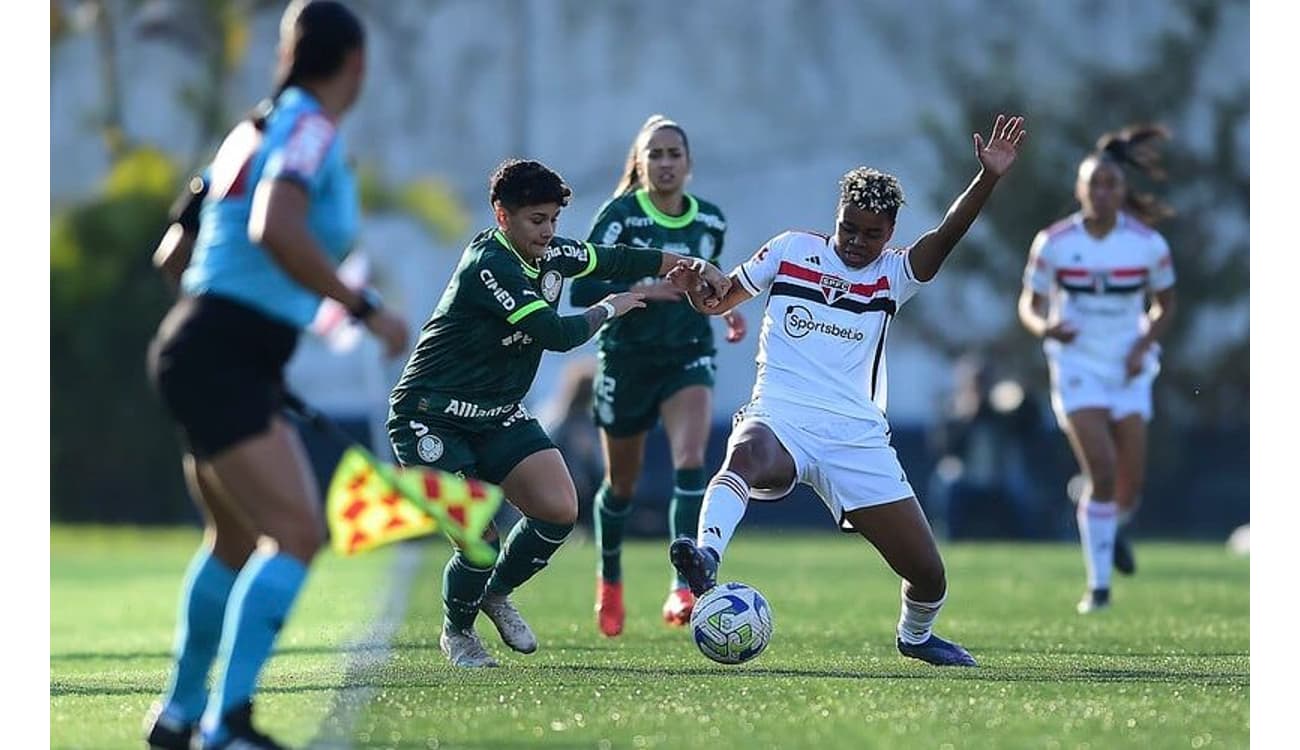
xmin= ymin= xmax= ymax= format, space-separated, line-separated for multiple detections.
xmin=417 ymin=434 xmax=444 ymax=463
xmin=540 ymin=270 xmax=563 ymax=303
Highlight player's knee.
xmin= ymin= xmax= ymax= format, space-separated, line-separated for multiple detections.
xmin=536 ymin=494 xmax=579 ymax=526
xmin=276 ymin=525 xmax=323 ymax=563
xmin=1088 ymin=470 xmax=1117 ymax=500
xmin=210 ymin=534 xmax=255 ymax=569
xmin=671 ymin=443 xmax=707 ymax=470
xmin=608 ymin=473 xmax=639 ymax=496
xmin=724 ymin=441 xmax=766 ymax=480
xmin=908 ymin=561 xmax=947 ymax=602
xmin=607 ymin=461 xmax=641 ymax=498
xmin=553 ymin=501 xmax=579 ymax=526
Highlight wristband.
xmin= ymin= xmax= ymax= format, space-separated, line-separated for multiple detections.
xmin=597 ymin=300 xmax=617 ymax=320
xmin=348 ymin=287 xmax=383 ymax=321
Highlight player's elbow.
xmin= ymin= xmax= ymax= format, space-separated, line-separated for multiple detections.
xmin=535 ymin=326 xmax=583 ymax=353
xmin=544 ymin=338 xmax=580 ymax=354
xmin=153 ymin=224 xmax=194 ymax=278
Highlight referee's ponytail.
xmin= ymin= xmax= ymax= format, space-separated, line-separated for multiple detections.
xmin=272 ymin=0 xmax=365 ymax=99
xmin=1091 ymin=123 xmax=1175 ymax=227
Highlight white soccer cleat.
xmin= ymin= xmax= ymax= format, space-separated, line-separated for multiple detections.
xmin=439 ymin=626 xmax=499 ymax=668
xmin=480 ymin=592 xmax=538 ymax=653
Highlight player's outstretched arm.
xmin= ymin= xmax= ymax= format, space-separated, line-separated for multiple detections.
xmin=909 ymin=114 xmax=1027 ymax=282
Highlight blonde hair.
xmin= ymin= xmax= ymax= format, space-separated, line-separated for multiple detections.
xmin=838 ymin=167 xmax=906 ymax=220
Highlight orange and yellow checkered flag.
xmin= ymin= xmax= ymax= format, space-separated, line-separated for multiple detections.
xmin=325 ymin=447 xmax=502 ymax=565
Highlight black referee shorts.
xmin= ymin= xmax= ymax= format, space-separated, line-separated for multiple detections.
xmin=147 ymin=294 xmax=299 ymax=459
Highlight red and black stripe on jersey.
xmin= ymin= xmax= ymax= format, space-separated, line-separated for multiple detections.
xmin=767 ymin=261 xmax=898 ymax=315
xmin=1056 ymin=267 xmax=1149 ymax=295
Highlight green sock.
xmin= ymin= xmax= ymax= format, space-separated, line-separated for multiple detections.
xmin=594 ymin=483 xmax=633 ymax=584
xmin=670 ymin=467 xmax=708 ymax=588
xmin=442 ymin=537 xmax=501 ymax=631
xmin=486 ymin=517 xmax=574 ymax=595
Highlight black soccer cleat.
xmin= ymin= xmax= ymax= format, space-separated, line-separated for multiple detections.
xmin=1113 ymin=529 xmax=1136 ymax=576
xmin=200 ymin=701 xmax=287 ymax=750
xmin=897 ymin=634 xmax=977 ymax=667
xmin=143 ymin=701 xmax=194 ymax=750
xmin=669 ymin=537 xmax=719 ymax=597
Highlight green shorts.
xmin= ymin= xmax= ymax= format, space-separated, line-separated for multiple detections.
xmin=592 ymin=351 xmax=716 ymax=438
xmin=387 ymin=399 xmax=555 ymax=484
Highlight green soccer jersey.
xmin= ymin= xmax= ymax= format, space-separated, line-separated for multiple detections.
xmin=390 ymin=228 xmax=664 ymax=419
xmin=571 ymin=189 xmax=726 ymax=357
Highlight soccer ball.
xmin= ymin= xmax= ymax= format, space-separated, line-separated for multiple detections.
xmin=689 ymin=581 xmax=774 ymax=665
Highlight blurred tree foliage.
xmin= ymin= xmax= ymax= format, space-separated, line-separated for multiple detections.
xmin=51 ymin=147 xmax=187 ymax=521
xmin=915 ymin=0 xmax=1248 ymax=430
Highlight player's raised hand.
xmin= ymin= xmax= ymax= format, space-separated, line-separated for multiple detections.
xmin=974 ymin=114 xmax=1027 ymax=177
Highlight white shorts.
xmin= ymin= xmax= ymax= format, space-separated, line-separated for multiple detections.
xmin=1048 ymin=358 xmax=1156 ymax=428
xmin=731 ymin=401 xmax=915 ymax=532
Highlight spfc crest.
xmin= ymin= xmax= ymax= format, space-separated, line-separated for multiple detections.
xmin=819 ymin=273 xmax=850 ymax=305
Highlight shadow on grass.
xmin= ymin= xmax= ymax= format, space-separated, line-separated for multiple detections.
xmin=50 ymin=659 xmax=1248 ymax=698
xmin=50 ymin=640 xmax=444 ymax=664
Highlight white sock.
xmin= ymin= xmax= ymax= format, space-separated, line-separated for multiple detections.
xmin=1078 ymin=498 xmax=1118 ymax=590
xmin=897 ymin=585 xmax=947 ymax=646
xmin=697 ymin=471 xmax=749 ymax=559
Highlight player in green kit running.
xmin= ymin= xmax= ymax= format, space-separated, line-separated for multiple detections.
xmin=388 ymin=158 xmax=730 ymax=667
xmin=572 ymin=115 xmax=746 ymax=636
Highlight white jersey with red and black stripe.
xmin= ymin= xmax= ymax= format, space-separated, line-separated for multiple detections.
xmin=1023 ymin=212 xmax=1176 ymax=381
xmin=734 ymin=230 xmax=928 ymax=429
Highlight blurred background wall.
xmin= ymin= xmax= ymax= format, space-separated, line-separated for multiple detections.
xmin=50 ymin=0 xmax=1248 ymax=538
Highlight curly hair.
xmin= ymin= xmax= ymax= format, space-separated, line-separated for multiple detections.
xmin=1088 ymin=123 xmax=1175 ymax=226
xmin=838 ymin=167 xmax=906 ymax=221
xmin=489 ymin=159 xmax=572 ymax=211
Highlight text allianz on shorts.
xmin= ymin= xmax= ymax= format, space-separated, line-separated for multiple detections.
xmin=732 ymin=400 xmax=916 ymax=532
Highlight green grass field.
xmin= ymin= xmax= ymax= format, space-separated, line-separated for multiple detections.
xmin=51 ymin=526 xmax=1248 ymax=749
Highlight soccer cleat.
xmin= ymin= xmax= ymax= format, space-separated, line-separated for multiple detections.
xmin=1113 ymin=529 xmax=1137 ymax=576
xmin=198 ymin=701 xmax=286 ymax=749
xmin=897 ymin=634 xmax=978 ymax=667
xmin=662 ymin=586 xmax=695 ymax=627
xmin=440 ymin=625 xmax=500 ymax=667
xmin=480 ymin=592 xmax=538 ymax=654
xmin=668 ymin=538 xmax=718 ymax=597
xmin=596 ymin=579 xmax=625 ymax=637
xmin=1076 ymin=588 xmax=1111 ymax=614
xmin=142 ymin=701 xmax=194 ymax=750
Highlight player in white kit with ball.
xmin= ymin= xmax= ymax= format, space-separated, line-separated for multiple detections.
xmin=668 ymin=114 xmax=1028 ymax=666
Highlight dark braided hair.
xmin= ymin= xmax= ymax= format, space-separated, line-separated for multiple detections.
xmin=1090 ymin=123 xmax=1174 ymax=226
xmin=613 ymin=114 xmax=691 ymax=197
xmin=490 ymin=159 xmax=572 ymax=211
xmin=838 ymin=167 xmax=906 ymax=222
